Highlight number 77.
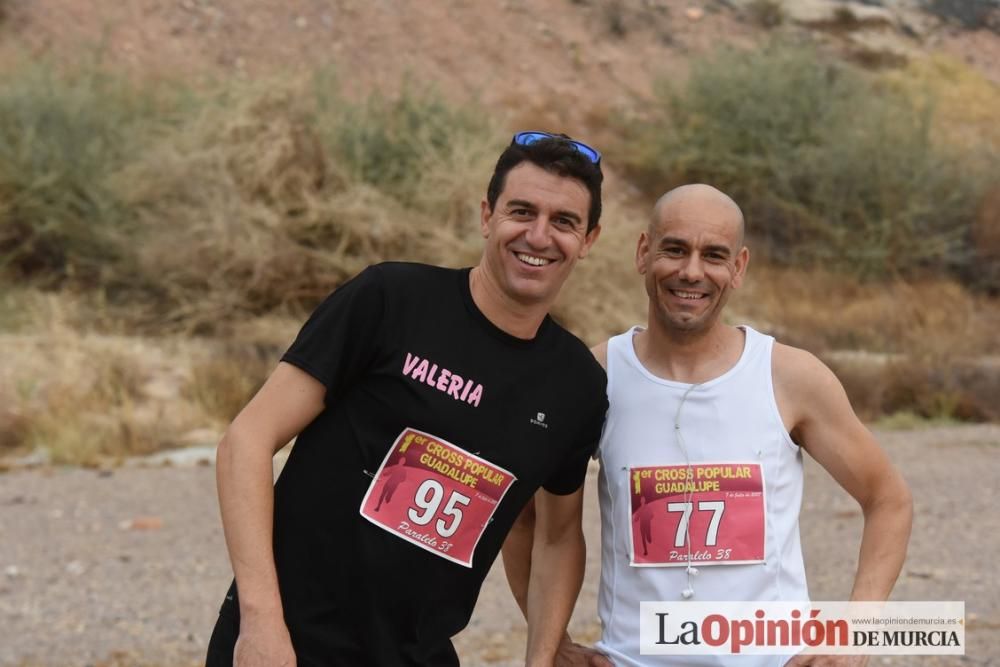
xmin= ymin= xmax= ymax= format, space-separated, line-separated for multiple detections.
xmin=666 ymin=500 xmax=725 ymax=547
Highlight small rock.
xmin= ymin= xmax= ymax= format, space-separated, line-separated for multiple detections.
xmin=685 ymin=6 xmax=704 ymax=21
xmin=120 ymin=516 xmax=164 ymax=531
xmin=48 ymin=509 xmax=63 ymax=519
xmin=66 ymin=560 xmax=86 ymax=576
xmin=848 ymin=29 xmax=913 ymax=67
xmin=785 ymin=0 xmax=897 ymax=30
xmin=294 ymin=16 xmax=308 ymax=29
xmin=4 ymin=565 xmax=20 ymax=578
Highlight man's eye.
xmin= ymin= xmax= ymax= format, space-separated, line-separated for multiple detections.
xmin=664 ymin=247 xmax=684 ymax=256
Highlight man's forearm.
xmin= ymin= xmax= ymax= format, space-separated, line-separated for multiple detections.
xmin=850 ymin=479 xmax=913 ymax=601
xmin=216 ymin=425 xmax=285 ymax=619
xmin=525 ymin=526 xmax=585 ymax=666
xmin=502 ymin=500 xmax=536 ymax=619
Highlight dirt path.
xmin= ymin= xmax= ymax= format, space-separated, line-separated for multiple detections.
xmin=1 ymin=425 xmax=997 ymax=666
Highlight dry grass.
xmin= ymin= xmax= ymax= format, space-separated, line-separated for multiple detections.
xmin=183 ymin=345 xmax=275 ymax=424
xmin=733 ymin=265 xmax=1000 ymax=421
xmin=733 ymin=265 xmax=999 ymax=355
xmin=0 ymin=292 xmax=215 ymax=464
xmin=110 ymin=81 xmax=491 ymax=333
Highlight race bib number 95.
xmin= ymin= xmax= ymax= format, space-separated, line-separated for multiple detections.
xmin=628 ymin=463 xmax=765 ymax=567
xmin=360 ymin=428 xmax=516 ymax=568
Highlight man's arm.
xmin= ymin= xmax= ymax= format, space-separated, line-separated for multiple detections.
xmin=501 ymin=498 xmax=535 ymax=619
xmin=524 ymin=487 xmax=587 ymax=666
xmin=775 ymin=345 xmax=913 ymax=601
xmin=216 ymin=361 xmax=327 ymax=666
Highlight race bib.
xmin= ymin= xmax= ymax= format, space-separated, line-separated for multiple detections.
xmin=360 ymin=427 xmax=516 ymax=568
xmin=628 ymin=463 xmax=765 ymax=567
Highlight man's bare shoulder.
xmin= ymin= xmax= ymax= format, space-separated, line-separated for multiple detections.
xmin=772 ymin=341 xmax=853 ymax=429
xmin=773 ymin=341 xmax=840 ymax=389
xmin=590 ymin=340 xmax=609 ymax=370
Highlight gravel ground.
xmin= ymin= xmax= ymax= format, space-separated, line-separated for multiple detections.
xmin=1 ymin=425 xmax=997 ymax=666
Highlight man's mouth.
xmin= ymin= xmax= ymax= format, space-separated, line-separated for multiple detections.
xmin=514 ymin=252 xmax=553 ymax=267
xmin=669 ymin=289 xmax=707 ymax=300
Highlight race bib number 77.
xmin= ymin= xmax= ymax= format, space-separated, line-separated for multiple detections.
xmin=360 ymin=428 xmax=516 ymax=568
xmin=628 ymin=463 xmax=766 ymax=567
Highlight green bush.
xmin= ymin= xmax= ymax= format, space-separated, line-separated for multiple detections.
xmin=0 ymin=61 xmax=498 ymax=328
xmin=316 ymin=79 xmax=493 ymax=208
xmin=622 ymin=41 xmax=990 ymax=281
xmin=110 ymin=77 xmax=496 ymax=331
xmin=745 ymin=0 xmax=784 ymax=28
xmin=0 ymin=60 xmax=181 ymax=288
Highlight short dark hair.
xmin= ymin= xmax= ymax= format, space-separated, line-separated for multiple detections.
xmin=485 ymin=135 xmax=603 ymax=232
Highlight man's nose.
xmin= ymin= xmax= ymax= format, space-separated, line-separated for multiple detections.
xmin=524 ymin=216 xmax=551 ymax=248
xmin=678 ymin=254 xmax=705 ymax=282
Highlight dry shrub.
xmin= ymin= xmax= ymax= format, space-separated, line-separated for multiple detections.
xmin=745 ymin=0 xmax=784 ymax=28
xmin=972 ymin=184 xmax=1000 ymax=295
xmin=733 ymin=264 xmax=1000 ymax=422
xmin=829 ymin=354 xmax=1000 ymax=423
xmin=886 ymin=55 xmax=1000 ymax=153
xmin=183 ymin=343 xmax=275 ymax=423
xmin=0 ymin=300 xmax=216 ymax=464
xmin=732 ymin=264 xmax=999 ymax=355
xmin=0 ymin=57 xmax=179 ymax=289
xmin=114 ymin=84 xmax=488 ymax=332
xmin=0 ymin=383 xmax=31 ymax=454
xmin=623 ymin=42 xmax=987 ymax=282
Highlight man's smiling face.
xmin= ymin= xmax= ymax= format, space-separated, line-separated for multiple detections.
xmin=637 ymin=187 xmax=748 ymax=336
xmin=479 ymin=161 xmax=599 ymax=308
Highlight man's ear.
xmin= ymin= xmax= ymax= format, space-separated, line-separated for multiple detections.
xmin=635 ymin=231 xmax=650 ymax=275
xmin=578 ymin=224 xmax=602 ymax=259
xmin=731 ymin=246 xmax=750 ymax=288
xmin=480 ymin=199 xmax=492 ymax=238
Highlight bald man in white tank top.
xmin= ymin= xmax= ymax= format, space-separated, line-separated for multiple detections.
xmin=503 ymin=185 xmax=912 ymax=667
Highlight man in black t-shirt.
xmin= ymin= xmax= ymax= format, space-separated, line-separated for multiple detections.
xmin=207 ymin=132 xmax=608 ymax=667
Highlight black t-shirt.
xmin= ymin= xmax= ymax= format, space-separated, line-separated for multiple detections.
xmin=220 ymin=262 xmax=607 ymax=666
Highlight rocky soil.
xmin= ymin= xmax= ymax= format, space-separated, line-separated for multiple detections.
xmin=1 ymin=425 xmax=997 ymax=666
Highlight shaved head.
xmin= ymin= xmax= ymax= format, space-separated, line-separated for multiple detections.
xmin=636 ymin=183 xmax=751 ymax=338
xmin=651 ymin=184 xmax=745 ymax=247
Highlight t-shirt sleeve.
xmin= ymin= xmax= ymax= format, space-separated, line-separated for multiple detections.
xmin=281 ymin=265 xmax=386 ymax=404
xmin=542 ymin=392 xmax=608 ymax=495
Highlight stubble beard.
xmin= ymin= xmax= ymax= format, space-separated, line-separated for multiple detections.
xmin=647 ymin=279 xmax=727 ymax=340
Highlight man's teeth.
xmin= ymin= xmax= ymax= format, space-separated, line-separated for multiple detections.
xmin=516 ymin=253 xmax=551 ymax=267
xmin=672 ymin=290 xmax=705 ymax=300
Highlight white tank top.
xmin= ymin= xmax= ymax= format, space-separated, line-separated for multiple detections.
xmin=595 ymin=326 xmax=808 ymax=666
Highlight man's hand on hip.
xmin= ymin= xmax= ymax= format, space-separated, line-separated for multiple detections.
xmin=556 ymin=637 xmax=614 ymax=667
xmin=233 ymin=615 xmax=296 ymax=667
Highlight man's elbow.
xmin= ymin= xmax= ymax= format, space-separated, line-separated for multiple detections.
xmin=866 ymin=471 xmax=913 ymax=526
xmin=216 ymin=420 xmax=278 ymax=473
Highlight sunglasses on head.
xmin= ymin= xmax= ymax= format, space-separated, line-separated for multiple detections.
xmin=511 ymin=131 xmax=602 ymax=165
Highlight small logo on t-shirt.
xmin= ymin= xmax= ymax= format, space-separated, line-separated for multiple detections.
xmin=530 ymin=412 xmax=548 ymax=429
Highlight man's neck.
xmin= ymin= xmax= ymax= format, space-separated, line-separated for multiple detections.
xmin=633 ymin=319 xmax=745 ymax=384
xmin=468 ymin=266 xmax=549 ymax=340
